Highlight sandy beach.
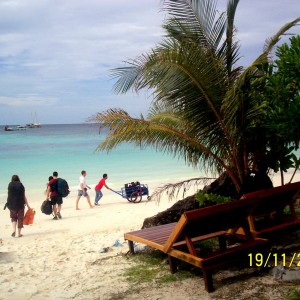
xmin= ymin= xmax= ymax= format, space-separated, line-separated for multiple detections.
xmin=1 ymin=173 xmax=299 ymax=300
xmin=0 ymin=181 xmax=201 ymax=300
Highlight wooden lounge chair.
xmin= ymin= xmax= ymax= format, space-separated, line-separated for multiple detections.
xmin=124 ymin=196 xmax=269 ymax=292
xmin=242 ymin=181 xmax=300 ymax=238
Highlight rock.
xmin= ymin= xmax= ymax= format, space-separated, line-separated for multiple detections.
xmin=141 ymin=170 xmax=278 ymax=230
xmin=141 ymin=174 xmax=238 ymax=229
xmin=142 ymin=195 xmax=198 ymax=228
xmin=283 ymin=269 xmax=300 ymax=281
xmin=203 ymin=172 xmax=238 ymax=198
xmin=100 ymin=247 xmax=113 ymax=253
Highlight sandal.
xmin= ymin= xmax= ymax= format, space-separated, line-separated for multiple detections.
xmin=11 ymin=232 xmax=15 ymax=237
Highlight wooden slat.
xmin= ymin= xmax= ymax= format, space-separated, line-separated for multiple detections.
xmin=125 ymin=222 xmax=176 ymax=236
xmin=167 ymin=248 xmax=203 ymax=267
xmin=185 ymin=235 xmax=197 ymax=256
xmin=167 ymin=238 xmax=268 ymax=269
xmin=124 ymin=233 xmax=165 ymax=251
xmin=124 ymin=223 xmax=178 ymax=252
xmin=244 ymin=182 xmax=300 ymax=238
xmin=200 ymin=239 xmax=268 ymax=269
xmin=131 ymin=227 xmax=175 ymax=239
xmin=124 ymin=232 xmax=167 ymax=244
xmin=241 ymin=181 xmax=300 ymax=200
xmin=163 ymin=215 xmax=187 ymax=253
xmin=173 ymin=231 xmax=227 ymax=247
xmin=125 ymin=229 xmax=228 ymax=250
xmin=257 ymin=219 xmax=300 ymax=237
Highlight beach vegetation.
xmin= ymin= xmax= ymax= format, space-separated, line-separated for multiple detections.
xmin=92 ymin=0 xmax=300 ymax=195
xmin=124 ymin=264 xmax=159 ymax=285
xmin=285 ymin=289 xmax=300 ymax=300
xmin=196 ymin=191 xmax=231 ymax=206
xmin=124 ymin=249 xmax=194 ymax=288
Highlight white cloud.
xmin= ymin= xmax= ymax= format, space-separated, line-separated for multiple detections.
xmin=234 ymin=0 xmax=300 ymax=64
xmin=0 ymin=95 xmax=57 ymax=107
xmin=0 ymin=0 xmax=164 ymax=81
xmin=0 ymin=0 xmax=299 ymax=124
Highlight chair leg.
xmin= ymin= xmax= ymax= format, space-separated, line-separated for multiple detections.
xmin=218 ymin=235 xmax=227 ymax=251
xmin=202 ymin=269 xmax=214 ymax=293
xmin=128 ymin=240 xmax=135 ymax=254
xmin=168 ymin=255 xmax=178 ymax=274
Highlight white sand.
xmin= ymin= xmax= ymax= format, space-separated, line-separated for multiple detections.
xmin=0 ymin=172 xmax=299 ymax=300
xmin=0 ymin=180 xmax=201 ymax=300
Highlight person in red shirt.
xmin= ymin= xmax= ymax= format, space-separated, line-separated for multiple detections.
xmin=94 ymin=173 xmax=110 ymax=205
xmin=46 ymin=171 xmax=63 ymax=220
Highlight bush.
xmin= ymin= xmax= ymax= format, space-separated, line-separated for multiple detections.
xmin=196 ymin=191 xmax=232 ymax=207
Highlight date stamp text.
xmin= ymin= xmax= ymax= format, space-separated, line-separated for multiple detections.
xmin=248 ymin=253 xmax=300 ymax=268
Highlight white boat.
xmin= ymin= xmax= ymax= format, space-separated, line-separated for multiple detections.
xmin=27 ymin=112 xmax=41 ymax=128
xmin=26 ymin=122 xmax=42 ymax=128
xmin=4 ymin=126 xmax=13 ymax=131
xmin=4 ymin=125 xmax=26 ymax=131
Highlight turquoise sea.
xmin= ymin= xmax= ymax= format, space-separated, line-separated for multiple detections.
xmin=0 ymin=123 xmax=201 ymax=203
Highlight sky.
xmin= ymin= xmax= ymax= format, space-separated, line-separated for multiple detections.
xmin=0 ymin=0 xmax=299 ymax=125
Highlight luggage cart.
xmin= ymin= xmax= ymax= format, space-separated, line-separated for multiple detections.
xmin=111 ymin=181 xmax=151 ymax=203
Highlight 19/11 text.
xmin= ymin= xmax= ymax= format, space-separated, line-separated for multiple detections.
xmin=248 ymin=253 xmax=300 ymax=268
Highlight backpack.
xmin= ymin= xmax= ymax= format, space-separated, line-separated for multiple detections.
xmin=41 ymin=200 xmax=53 ymax=215
xmin=57 ymin=178 xmax=70 ymax=198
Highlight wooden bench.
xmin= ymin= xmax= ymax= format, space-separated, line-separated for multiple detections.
xmin=124 ymin=196 xmax=268 ymax=292
xmin=242 ymin=181 xmax=300 ymax=239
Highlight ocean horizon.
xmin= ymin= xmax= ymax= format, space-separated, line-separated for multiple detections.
xmin=0 ymin=123 xmax=202 ymax=203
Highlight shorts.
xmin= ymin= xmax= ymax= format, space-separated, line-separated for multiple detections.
xmin=78 ymin=189 xmax=88 ymax=197
xmin=10 ymin=209 xmax=25 ymax=228
xmin=50 ymin=195 xmax=63 ymax=205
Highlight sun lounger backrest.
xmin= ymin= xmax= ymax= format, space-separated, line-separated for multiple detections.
xmin=163 ymin=196 xmax=258 ymax=253
xmin=242 ymin=181 xmax=300 ymax=216
xmin=182 ymin=197 xmax=257 ymax=237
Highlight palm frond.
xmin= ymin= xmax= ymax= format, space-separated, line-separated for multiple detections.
xmin=162 ymin=0 xmax=227 ymax=50
xmin=223 ymin=17 xmax=300 ymax=137
xmin=150 ymin=176 xmax=216 ymax=201
xmin=225 ymin=0 xmax=240 ymax=68
xmin=111 ymin=54 xmax=150 ymax=94
xmin=263 ymin=17 xmax=300 ymax=55
xmin=92 ymin=108 xmax=235 ymax=176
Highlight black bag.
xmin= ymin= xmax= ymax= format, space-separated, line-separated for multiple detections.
xmin=41 ymin=200 xmax=53 ymax=215
xmin=57 ymin=178 xmax=70 ymax=198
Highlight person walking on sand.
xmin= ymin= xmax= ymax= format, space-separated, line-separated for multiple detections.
xmin=6 ymin=175 xmax=31 ymax=237
xmin=46 ymin=171 xmax=63 ymax=220
xmin=94 ymin=173 xmax=111 ymax=205
xmin=45 ymin=175 xmax=53 ymax=195
xmin=76 ymin=170 xmax=93 ymax=210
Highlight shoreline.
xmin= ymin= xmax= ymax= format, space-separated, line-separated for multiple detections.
xmin=1 ymin=168 xmax=298 ymax=203
xmin=0 ymin=174 xmax=203 ymax=204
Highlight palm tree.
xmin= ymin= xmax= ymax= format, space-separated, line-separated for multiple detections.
xmin=92 ymin=0 xmax=300 ymax=195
